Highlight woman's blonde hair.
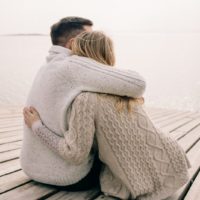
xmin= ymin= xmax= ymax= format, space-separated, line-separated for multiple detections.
xmin=71 ymin=31 xmax=144 ymax=113
xmin=72 ymin=31 xmax=115 ymax=66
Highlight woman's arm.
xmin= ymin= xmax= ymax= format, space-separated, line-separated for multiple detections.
xmin=23 ymin=93 xmax=96 ymax=165
xmin=66 ymin=55 xmax=146 ymax=98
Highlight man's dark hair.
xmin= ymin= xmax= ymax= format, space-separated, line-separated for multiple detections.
xmin=50 ymin=17 xmax=93 ymax=46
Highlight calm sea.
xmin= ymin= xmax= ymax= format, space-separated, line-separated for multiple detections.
xmin=0 ymin=33 xmax=200 ymax=112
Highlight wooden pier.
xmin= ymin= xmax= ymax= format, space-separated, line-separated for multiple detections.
xmin=0 ymin=106 xmax=200 ymax=200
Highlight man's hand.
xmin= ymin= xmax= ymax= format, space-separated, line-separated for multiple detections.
xmin=23 ymin=107 xmax=41 ymax=129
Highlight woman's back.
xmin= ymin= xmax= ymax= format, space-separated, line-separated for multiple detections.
xmin=82 ymin=92 xmax=190 ymax=200
xmin=25 ymin=90 xmax=190 ymax=199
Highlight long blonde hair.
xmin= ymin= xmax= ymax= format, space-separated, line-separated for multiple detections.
xmin=71 ymin=31 xmax=144 ymax=112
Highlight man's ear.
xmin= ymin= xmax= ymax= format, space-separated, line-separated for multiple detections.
xmin=65 ymin=38 xmax=75 ymax=50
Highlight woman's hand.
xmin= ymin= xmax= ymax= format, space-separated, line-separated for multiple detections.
xmin=23 ymin=107 xmax=41 ymax=129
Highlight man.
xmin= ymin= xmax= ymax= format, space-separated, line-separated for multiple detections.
xmin=20 ymin=16 xmax=146 ymax=190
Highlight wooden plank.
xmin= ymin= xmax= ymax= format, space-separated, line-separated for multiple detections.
xmin=0 ymin=111 xmax=22 ymax=115
xmin=144 ymin=106 xmax=181 ymax=119
xmin=0 ymin=131 xmax=22 ymax=139
xmin=0 ymin=159 xmax=21 ymax=176
xmin=152 ymin=113 xmax=199 ymax=134
xmin=184 ymin=171 xmax=200 ymax=200
xmin=0 ymin=141 xmax=22 ymax=153
xmin=46 ymin=188 xmax=100 ymax=200
xmin=150 ymin=115 xmax=197 ymax=136
xmin=151 ymin=111 xmax=187 ymax=121
xmin=143 ymin=108 xmax=161 ymax=116
xmin=0 ymin=126 xmax=23 ymax=133
xmin=0 ymin=106 xmax=22 ymax=113
xmin=172 ymin=130 xmax=191 ymax=140
xmin=159 ymin=111 xmax=200 ymax=124
xmin=175 ymin=117 xmax=200 ymax=133
xmin=166 ymin=138 xmax=200 ymax=199
xmin=0 ymin=107 xmax=199 ymax=200
xmin=147 ymin=110 xmax=174 ymax=118
xmin=94 ymin=194 xmax=120 ymax=200
xmin=0 ymin=149 xmax=20 ymax=163
xmin=143 ymin=106 xmax=163 ymax=113
xmin=153 ymin=112 xmax=192 ymax=126
xmin=149 ymin=111 xmax=200 ymax=200
xmin=149 ymin=111 xmax=181 ymax=121
xmin=171 ymin=118 xmax=200 ymax=140
xmin=0 ymin=112 xmax=21 ymax=118
xmin=0 ymin=107 xmax=22 ymax=116
xmin=0 ymin=115 xmax=22 ymax=119
xmin=160 ymin=118 xmax=193 ymax=133
xmin=0 ymin=181 xmax=58 ymax=200
xmin=0 ymin=118 xmax=22 ymax=125
xmin=0 ymin=170 xmax=31 ymax=193
xmin=0 ymin=122 xmax=23 ymax=129
xmin=0 ymin=135 xmax=22 ymax=145
xmin=178 ymin=125 xmax=200 ymax=152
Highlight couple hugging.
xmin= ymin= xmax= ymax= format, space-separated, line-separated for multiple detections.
xmin=20 ymin=17 xmax=191 ymax=200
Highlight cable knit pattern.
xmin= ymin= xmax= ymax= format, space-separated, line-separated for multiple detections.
xmin=31 ymin=92 xmax=190 ymax=199
xmin=94 ymin=93 xmax=190 ymax=200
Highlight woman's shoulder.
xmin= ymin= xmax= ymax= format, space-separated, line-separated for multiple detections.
xmin=76 ymin=91 xmax=97 ymax=99
xmin=74 ymin=92 xmax=125 ymax=106
xmin=74 ymin=92 xmax=98 ymax=106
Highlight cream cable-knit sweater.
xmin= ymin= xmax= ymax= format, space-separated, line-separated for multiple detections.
xmin=20 ymin=45 xmax=146 ymax=186
xmin=31 ymin=92 xmax=190 ymax=200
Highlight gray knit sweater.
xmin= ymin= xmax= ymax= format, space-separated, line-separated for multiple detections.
xmin=20 ymin=45 xmax=146 ymax=186
xmin=31 ymin=92 xmax=190 ymax=200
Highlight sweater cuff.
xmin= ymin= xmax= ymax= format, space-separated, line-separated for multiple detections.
xmin=31 ymin=120 xmax=43 ymax=132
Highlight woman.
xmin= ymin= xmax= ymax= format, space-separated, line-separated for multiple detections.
xmin=23 ymin=31 xmax=190 ymax=200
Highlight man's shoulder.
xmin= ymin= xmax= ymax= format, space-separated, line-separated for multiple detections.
xmin=66 ymin=55 xmax=105 ymax=69
xmin=42 ymin=56 xmax=73 ymax=75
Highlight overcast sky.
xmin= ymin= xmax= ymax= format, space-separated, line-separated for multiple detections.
xmin=0 ymin=0 xmax=200 ymax=34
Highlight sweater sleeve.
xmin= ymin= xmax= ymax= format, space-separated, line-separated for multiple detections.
xmin=31 ymin=92 xmax=96 ymax=165
xmin=66 ymin=55 xmax=146 ymax=98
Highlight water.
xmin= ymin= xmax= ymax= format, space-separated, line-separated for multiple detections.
xmin=0 ymin=33 xmax=200 ymax=112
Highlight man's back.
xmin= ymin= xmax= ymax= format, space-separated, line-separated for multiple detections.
xmin=20 ymin=45 xmax=146 ymax=186
xmin=20 ymin=46 xmax=94 ymax=185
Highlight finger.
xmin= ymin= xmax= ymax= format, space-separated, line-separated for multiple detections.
xmin=23 ymin=108 xmax=30 ymax=114
xmin=24 ymin=107 xmax=30 ymax=111
xmin=23 ymin=108 xmax=27 ymax=114
xmin=23 ymin=110 xmax=30 ymax=116
xmin=24 ymin=116 xmax=31 ymax=125
xmin=24 ymin=113 xmax=30 ymax=118
xmin=24 ymin=118 xmax=28 ymax=125
xmin=23 ymin=111 xmax=28 ymax=117
xmin=30 ymin=107 xmax=38 ymax=114
xmin=24 ymin=112 xmax=32 ymax=120
xmin=23 ymin=116 xmax=29 ymax=122
xmin=25 ymin=109 xmax=34 ymax=116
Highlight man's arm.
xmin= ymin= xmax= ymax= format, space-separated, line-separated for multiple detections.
xmin=31 ymin=93 xmax=95 ymax=165
xmin=66 ymin=55 xmax=146 ymax=98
